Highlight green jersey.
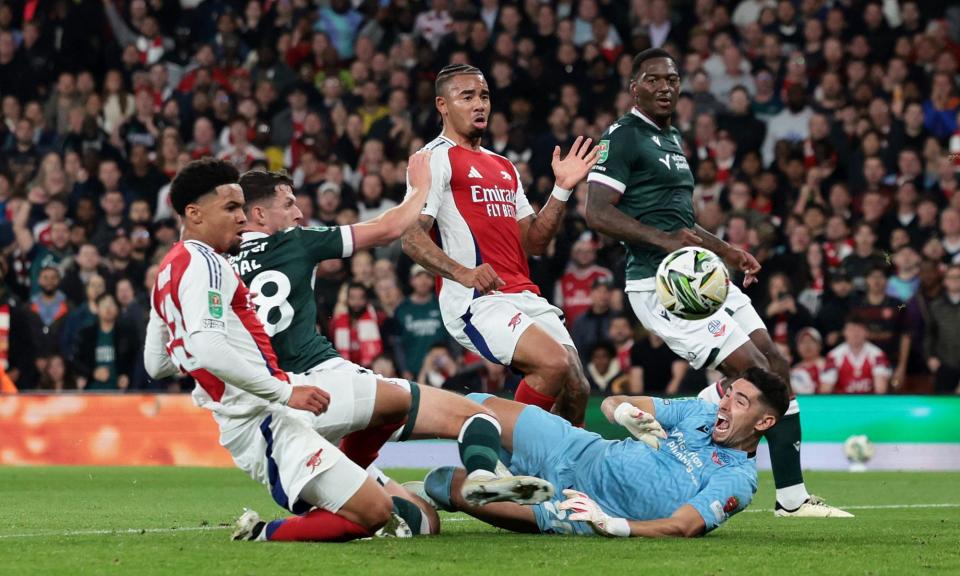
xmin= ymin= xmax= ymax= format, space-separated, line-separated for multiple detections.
xmin=229 ymin=226 xmax=354 ymax=374
xmin=587 ymin=109 xmax=695 ymax=284
xmin=394 ymin=295 xmax=444 ymax=375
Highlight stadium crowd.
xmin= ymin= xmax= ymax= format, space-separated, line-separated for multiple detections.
xmin=0 ymin=0 xmax=958 ymax=396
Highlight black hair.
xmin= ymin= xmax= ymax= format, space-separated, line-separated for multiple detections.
xmin=237 ymin=170 xmax=294 ymax=214
xmin=737 ymin=366 xmax=790 ymax=419
xmin=169 ymin=158 xmax=239 ymax=216
xmin=347 ymin=281 xmax=368 ymax=294
xmin=631 ymin=48 xmax=677 ymax=81
xmin=435 ymin=63 xmax=484 ymax=96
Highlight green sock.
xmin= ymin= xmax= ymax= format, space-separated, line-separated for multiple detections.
xmin=458 ymin=414 xmax=501 ymax=475
xmin=391 ymin=497 xmax=425 ymax=535
xmin=764 ymin=403 xmax=810 ymax=508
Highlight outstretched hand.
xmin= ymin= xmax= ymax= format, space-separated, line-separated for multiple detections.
xmin=552 ymin=136 xmax=600 ymax=190
xmin=724 ymin=248 xmax=762 ymax=287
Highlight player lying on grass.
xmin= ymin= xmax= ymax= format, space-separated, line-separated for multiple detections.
xmin=144 ymin=158 xmax=552 ymax=544
xmin=415 ymin=367 xmax=791 ymax=537
xmin=230 ymin=162 xmax=553 ymax=534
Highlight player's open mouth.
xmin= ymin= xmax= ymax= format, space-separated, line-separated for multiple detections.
xmin=715 ymin=413 xmax=730 ymax=432
xmin=656 ymin=96 xmax=672 ymax=106
xmin=472 ymin=115 xmax=487 ymax=128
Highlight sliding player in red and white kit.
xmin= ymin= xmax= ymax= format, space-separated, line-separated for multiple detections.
xmin=402 ymin=64 xmax=599 ymax=424
xmin=144 ymin=158 xmax=552 ymax=544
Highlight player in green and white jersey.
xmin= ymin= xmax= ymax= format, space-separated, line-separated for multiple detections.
xmin=230 ymin=153 xmax=554 ymax=534
xmin=584 ymin=48 xmax=850 ymax=518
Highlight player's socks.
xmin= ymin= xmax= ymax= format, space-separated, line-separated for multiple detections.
xmin=339 ymin=420 xmax=406 ymax=469
xmin=264 ymin=509 xmax=370 ymax=542
xmin=514 ymin=379 xmax=556 ymax=412
xmin=391 ymin=496 xmax=427 ymax=535
xmin=458 ymin=413 xmax=502 ymax=477
xmin=423 ymin=466 xmax=458 ymax=511
xmin=765 ymin=399 xmax=810 ymax=509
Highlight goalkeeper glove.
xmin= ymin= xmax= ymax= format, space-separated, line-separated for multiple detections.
xmin=558 ymin=489 xmax=631 ymax=537
xmin=614 ymin=402 xmax=668 ymax=449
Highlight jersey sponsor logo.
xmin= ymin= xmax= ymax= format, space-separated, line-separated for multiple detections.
xmin=597 ymin=140 xmax=609 ymax=163
xmin=665 ymin=431 xmax=703 ymax=475
xmin=723 ymin=496 xmax=739 ymax=514
xmin=711 ymin=450 xmax=732 ymax=467
xmin=508 ymin=312 xmax=522 ymax=331
xmin=306 ymin=448 xmax=324 ymax=472
xmin=470 ymin=184 xmax=518 ymax=218
xmin=208 ymin=291 xmax=223 ymax=318
xmin=651 ymin=135 xmax=661 ymax=147
xmin=658 ymin=153 xmax=690 ymax=171
xmin=708 ymin=319 xmax=726 ymax=337
xmin=467 ymin=166 xmax=483 ymax=178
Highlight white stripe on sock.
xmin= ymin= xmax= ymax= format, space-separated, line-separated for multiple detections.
xmin=457 ymin=413 xmax=501 ymax=443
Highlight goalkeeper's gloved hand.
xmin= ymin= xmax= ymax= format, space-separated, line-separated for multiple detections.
xmin=614 ymin=402 xmax=668 ymax=449
xmin=558 ymin=489 xmax=631 ymax=538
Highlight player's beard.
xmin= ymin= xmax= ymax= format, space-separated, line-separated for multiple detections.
xmin=226 ymin=237 xmax=242 ymax=256
xmin=467 ymin=126 xmax=485 ymax=141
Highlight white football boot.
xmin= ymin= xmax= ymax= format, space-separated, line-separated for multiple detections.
xmin=775 ymin=495 xmax=854 ymax=518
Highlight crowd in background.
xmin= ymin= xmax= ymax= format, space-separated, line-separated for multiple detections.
xmin=0 ymin=0 xmax=959 ymax=396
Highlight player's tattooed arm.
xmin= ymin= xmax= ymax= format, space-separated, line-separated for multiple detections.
xmin=401 ymin=214 xmax=505 ymax=293
xmin=585 ymin=184 xmax=701 ymax=252
xmin=517 ymin=196 xmax=566 ymax=256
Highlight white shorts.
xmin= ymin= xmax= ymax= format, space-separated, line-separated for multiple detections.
xmin=221 ymin=404 xmax=368 ymax=514
xmin=628 ymin=284 xmax=766 ymax=370
xmin=445 ymin=291 xmax=575 ymax=365
xmin=287 ymin=369 xmax=379 ymax=443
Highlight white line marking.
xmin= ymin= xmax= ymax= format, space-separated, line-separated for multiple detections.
xmin=1 ymin=504 xmax=956 ymax=539
xmin=0 ymin=526 xmax=229 ymax=540
xmin=743 ymin=503 xmax=960 ymax=514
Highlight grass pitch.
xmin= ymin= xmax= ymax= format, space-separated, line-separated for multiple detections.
xmin=1 ymin=467 xmax=958 ymax=575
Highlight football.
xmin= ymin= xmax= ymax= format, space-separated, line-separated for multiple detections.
xmin=843 ymin=434 xmax=876 ymax=472
xmin=655 ymin=247 xmax=730 ymax=320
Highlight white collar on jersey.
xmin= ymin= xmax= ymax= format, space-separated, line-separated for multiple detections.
xmin=241 ymin=231 xmax=269 ymax=242
xmin=630 ymin=107 xmax=666 ymax=131
xmin=184 ymin=238 xmax=217 ymax=252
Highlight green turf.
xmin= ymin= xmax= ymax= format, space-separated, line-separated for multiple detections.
xmin=1 ymin=467 xmax=958 ymax=575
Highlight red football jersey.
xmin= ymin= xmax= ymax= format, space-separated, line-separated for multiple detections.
xmin=826 ymin=342 xmax=891 ymax=394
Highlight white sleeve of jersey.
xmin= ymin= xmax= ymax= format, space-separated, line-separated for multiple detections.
xmin=513 ymin=164 xmax=535 ymax=220
xmin=415 ymin=145 xmax=452 ymax=219
xmin=179 ymin=246 xmax=233 ymax=336
xmin=144 ymin=307 xmax=179 ymax=380
xmin=178 ymin=245 xmax=292 ymax=404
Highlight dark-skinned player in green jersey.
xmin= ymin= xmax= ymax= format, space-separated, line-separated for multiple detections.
xmin=229 ymin=151 xmax=554 ymax=537
xmin=584 ymin=48 xmax=850 ymax=518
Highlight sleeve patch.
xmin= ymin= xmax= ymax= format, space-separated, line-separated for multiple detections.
xmin=208 ymin=291 xmax=224 ymax=319
xmin=597 ymin=139 xmax=610 ymax=163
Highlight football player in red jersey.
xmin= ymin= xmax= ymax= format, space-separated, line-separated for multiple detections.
xmin=402 ymin=64 xmax=599 ymax=425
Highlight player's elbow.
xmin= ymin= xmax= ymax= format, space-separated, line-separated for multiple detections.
xmin=583 ymin=204 xmax=607 ymax=234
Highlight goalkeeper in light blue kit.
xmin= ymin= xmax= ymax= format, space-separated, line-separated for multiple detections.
xmin=416 ymin=367 xmax=789 ymax=537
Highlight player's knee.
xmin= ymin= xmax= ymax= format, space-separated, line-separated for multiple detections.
xmin=360 ymin=492 xmax=395 ymax=532
xmin=541 ymin=348 xmax=572 ymax=382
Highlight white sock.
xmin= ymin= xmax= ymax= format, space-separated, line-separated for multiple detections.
xmin=777 ymin=484 xmax=811 ymax=510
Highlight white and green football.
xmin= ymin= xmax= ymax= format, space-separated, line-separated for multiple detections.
xmin=655 ymin=247 xmax=730 ymax=321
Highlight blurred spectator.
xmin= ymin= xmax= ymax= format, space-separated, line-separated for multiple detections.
xmin=585 ymin=340 xmax=628 ymax=395
xmin=27 ymin=266 xmax=69 ymax=362
xmin=851 ymin=266 xmax=910 ymax=388
xmin=629 ymin=330 xmax=686 ymax=396
xmin=37 ymin=354 xmax=75 ymax=392
xmin=842 ymin=223 xmax=886 ymax=290
xmin=925 ymin=264 xmax=960 ymax=394
xmin=816 ymin=270 xmax=857 ymax=349
xmin=555 ymin=236 xmax=612 ymax=327
xmin=73 ymin=293 xmax=136 ymax=392
xmin=393 ymin=265 xmax=445 ymax=379
xmin=331 ymin=282 xmax=384 ymax=368
xmin=790 ymin=327 xmax=836 ymax=395
xmin=418 ymin=342 xmax=458 ymax=389
xmin=827 ymin=316 xmax=891 ymax=394
xmin=571 ymin=276 xmax=614 ymax=364
xmin=60 ymin=274 xmax=106 ymax=363
xmin=61 ymin=244 xmax=113 ymax=307
xmin=759 ymin=272 xmax=813 ymax=349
